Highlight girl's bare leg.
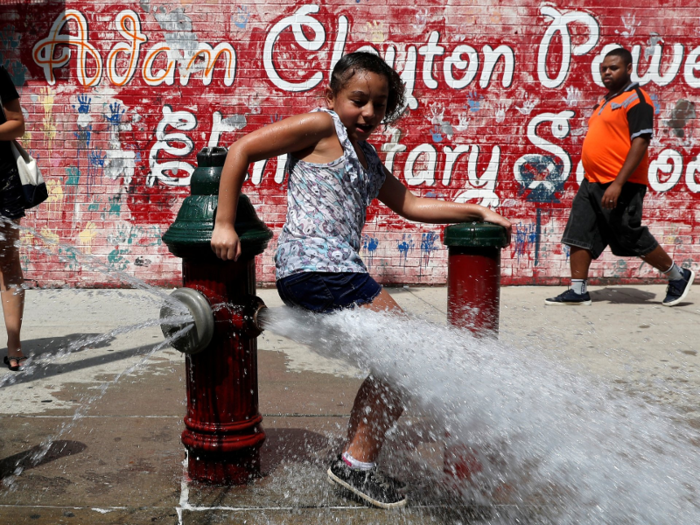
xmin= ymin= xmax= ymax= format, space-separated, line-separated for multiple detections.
xmin=344 ymin=288 xmax=404 ymax=462
xmin=0 ymin=220 xmax=24 ymax=366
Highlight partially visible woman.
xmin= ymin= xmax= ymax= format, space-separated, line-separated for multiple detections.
xmin=0 ymin=65 xmax=27 ymax=371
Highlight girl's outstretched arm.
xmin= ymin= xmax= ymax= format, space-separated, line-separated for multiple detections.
xmin=212 ymin=112 xmax=337 ymax=260
xmin=377 ymin=169 xmax=512 ymax=238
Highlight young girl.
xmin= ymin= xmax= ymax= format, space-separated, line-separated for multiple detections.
xmin=211 ymin=52 xmax=512 ymax=508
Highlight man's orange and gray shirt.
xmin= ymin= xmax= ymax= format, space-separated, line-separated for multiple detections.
xmin=581 ymin=82 xmax=654 ymax=186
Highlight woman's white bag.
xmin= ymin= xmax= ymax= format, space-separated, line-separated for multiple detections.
xmin=10 ymin=139 xmax=48 ymax=208
xmin=1 ymin=92 xmax=48 ymax=209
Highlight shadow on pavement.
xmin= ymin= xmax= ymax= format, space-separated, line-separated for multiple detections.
xmin=0 ymin=440 xmax=87 ymax=482
xmin=590 ymin=287 xmax=659 ymax=304
xmin=20 ymin=333 xmax=115 ymax=357
xmin=261 ymin=428 xmax=335 ymax=473
xmin=1 ymin=340 xmax=162 ymax=386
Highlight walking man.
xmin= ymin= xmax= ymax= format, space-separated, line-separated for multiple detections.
xmin=546 ymin=47 xmax=694 ymax=306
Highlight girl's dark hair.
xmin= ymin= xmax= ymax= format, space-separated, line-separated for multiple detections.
xmin=329 ymin=51 xmax=406 ymax=123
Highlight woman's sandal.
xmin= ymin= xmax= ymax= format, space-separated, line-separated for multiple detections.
xmin=4 ymin=355 xmax=27 ymax=372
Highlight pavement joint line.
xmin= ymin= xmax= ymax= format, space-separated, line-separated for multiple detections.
xmin=0 ymin=505 xmax=128 ymax=511
xmin=0 ymin=415 xmax=183 ymax=419
xmin=0 ymin=502 xmax=539 ymax=511
xmin=176 ymin=455 xmax=189 ymax=525
xmin=175 ymin=503 xmax=537 ymax=511
xmin=406 ymin=288 xmax=447 ymax=315
xmin=0 ymin=414 xmax=349 ymax=418
xmin=262 ymin=413 xmax=350 ymax=418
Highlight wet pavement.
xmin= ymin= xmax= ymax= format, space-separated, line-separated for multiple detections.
xmin=0 ymin=285 xmax=698 ymax=524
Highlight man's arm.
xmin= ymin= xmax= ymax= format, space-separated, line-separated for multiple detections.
xmin=602 ymin=87 xmax=654 ymax=210
xmin=601 ymin=135 xmax=649 ymax=210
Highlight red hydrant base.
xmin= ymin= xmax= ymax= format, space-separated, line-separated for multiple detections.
xmin=181 ymin=259 xmax=266 ymax=486
xmin=187 ymin=447 xmax=262 ymax=485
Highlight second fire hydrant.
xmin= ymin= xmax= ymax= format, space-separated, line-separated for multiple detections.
xmin=160 ymin=147 xmax=273 ymax=484
xmin=442 ymin=222 xmax=510 ymax=335
xmin=441 ymin=221 xmax=509 ymax=481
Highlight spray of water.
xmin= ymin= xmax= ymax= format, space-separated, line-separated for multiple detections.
xmin=0 ymin=323 xmax=192 ymax=490
xmin=262 ymin=306 xmax=700 ymax=524
xmin=0 ymin=218 xmax=194 ymax=390
xmin=0 ymin=314 xmax=191 ymax=389
xmin=5 ymin=219 xmax=188 ymax=313
xmin=0 ymin=219 xmax=196 ymax=488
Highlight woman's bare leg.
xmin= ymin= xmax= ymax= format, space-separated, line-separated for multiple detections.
xmin=0 ymin=220 xmax=24 ymax=365
xmin=344 ymin=288 xmax=404 ymax=462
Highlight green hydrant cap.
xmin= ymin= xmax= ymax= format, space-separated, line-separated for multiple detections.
xmin=162 ymin=147 xmax=273 ymax=261
xmin=443 ymin=222 xmax=509 ymax=248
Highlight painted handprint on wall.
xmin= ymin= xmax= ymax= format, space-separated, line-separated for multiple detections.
xmin=74 ymin=94 xmax=92 ymax=128
xmin=105 ymin=102 xmax=125 ymax=126
xmin=367 ymin=21 xmax=385 ymax=43
xmin=428 ymin=102 xmax=445 ymax=124
xmin=427 ymin=102 xmax=453 ymax=142
xmin=397 ymin=234 xmax=415 ymax=266
xmin=76 ymin=94 xmax=91 ymax=113
xmin=645 ymin=33 xmax=664 ymax=60
xmin=562 ymin=87 xmax=582 ymax=107
xmin=232 ymin=6 xmax=250 ymax=30
xmin=248 ymin=92 xmax=262 ymax=114
xmin=466 ymin=92 xmax=484 ymax=113
xmin=495 ymin=101 xmax=510 ymax=123
xmin=412 ymin=8 xmax=429 ymax=33
xmin=615 ymin=13 xmax=641 ymax=38
xmin=515 ymin=93 xmax=539 ymax=115
xmin=454 ymin=111 xmax=470 ymax=133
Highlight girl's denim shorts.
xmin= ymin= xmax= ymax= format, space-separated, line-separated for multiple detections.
xmin=276 ymin=272 xmax=382 ymax=313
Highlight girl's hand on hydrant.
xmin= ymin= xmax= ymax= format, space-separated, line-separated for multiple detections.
xmin=211 ymin=224 xmax=242 ymax=261
xmin=481 ymin=209 xmax=512 ymax=241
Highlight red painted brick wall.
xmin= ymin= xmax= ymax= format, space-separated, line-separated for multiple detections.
xmin=1 ymin=1 xmax=698 ymax=288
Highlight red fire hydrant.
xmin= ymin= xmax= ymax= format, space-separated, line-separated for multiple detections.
xmin=442 ymin=222 xmax=509 ymax=335
xmin=441 ymin=221 xmax=509 ymax=482
xmin=160 ymin=147 xmax=272 ymax=484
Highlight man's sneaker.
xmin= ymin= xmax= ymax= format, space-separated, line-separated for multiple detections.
xmin=544 ymin=289 xmax=592 ymax=306
xmin=663 ymin=268 xmax=695 ymax=307
xmin=327 ymin=455 xmax=407 ymax=509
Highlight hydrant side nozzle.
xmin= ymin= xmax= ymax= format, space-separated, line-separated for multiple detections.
xmin=225 ymin=295 xmax=267 ymax=338
xmin=253 ymin=303 xmax=268 ymax=333
xmin=160 ymin=287 xmax=215 ymax=355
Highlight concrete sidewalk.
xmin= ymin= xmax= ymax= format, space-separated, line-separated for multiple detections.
xmin=0 ymin=285 xmax=698 ymax=524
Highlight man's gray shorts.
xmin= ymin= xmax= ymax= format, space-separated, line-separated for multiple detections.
xmin=562 ymin=179 xmax=659 ymax=259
